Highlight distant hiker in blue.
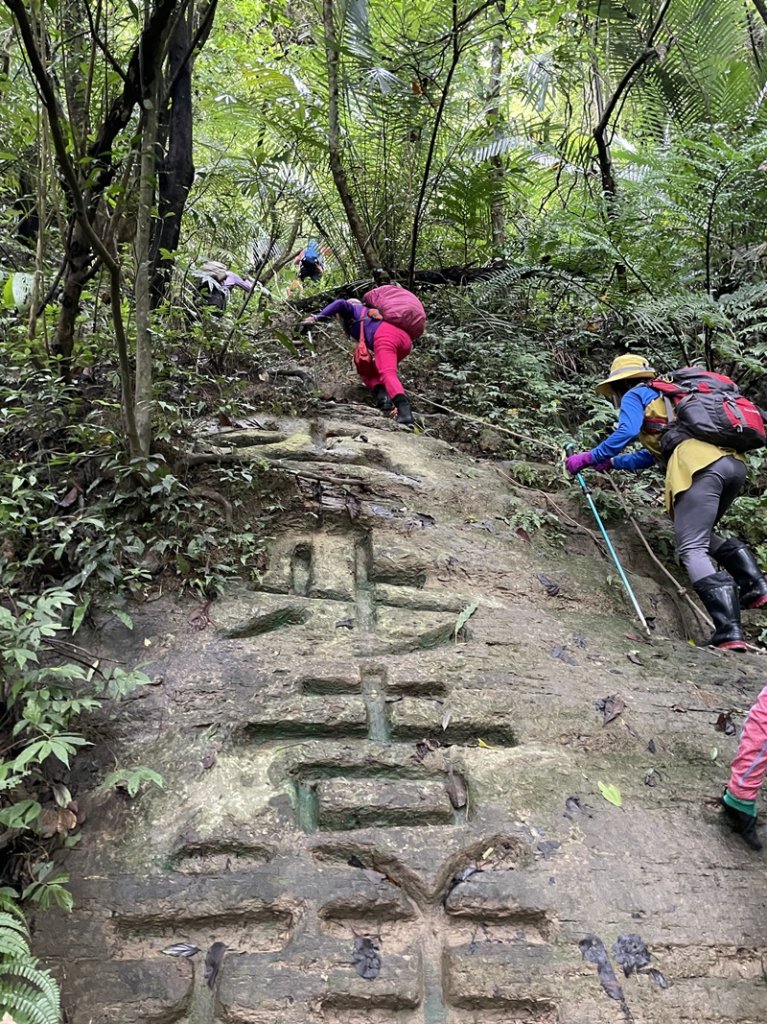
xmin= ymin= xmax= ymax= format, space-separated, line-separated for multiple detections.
xmin=296 ymin=240 xmax=325 ymax=282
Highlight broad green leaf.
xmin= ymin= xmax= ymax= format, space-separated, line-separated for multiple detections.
xmin=71 ymin=595 xmax=91 ymax=635
xmin=597 ymin=781 xmax=623 ymax=807
xmin=0 ymin=799 xmax=42 ymax=828
xmin=454 ymin=600 xmax=479 ymax=640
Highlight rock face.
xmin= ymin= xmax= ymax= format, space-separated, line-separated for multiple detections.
xmin=37 ymin=408 xmax=767 ymax=1023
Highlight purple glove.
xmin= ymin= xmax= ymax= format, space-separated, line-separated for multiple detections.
xmin=592 ymin=458 xmax=613 ymax=472
xmin=565 ymin=451 xmax=594 ymax=475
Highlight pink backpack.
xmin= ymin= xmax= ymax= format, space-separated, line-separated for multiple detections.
xmin=362 ymin=285 xmax=426 ymax=340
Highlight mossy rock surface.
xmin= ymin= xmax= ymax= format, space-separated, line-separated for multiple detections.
xmin=41 ymin=408 xmax=767 ymax=1024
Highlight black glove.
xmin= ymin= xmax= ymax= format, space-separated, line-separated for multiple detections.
xmin=392 ymin=393 xmax=414 ymax=426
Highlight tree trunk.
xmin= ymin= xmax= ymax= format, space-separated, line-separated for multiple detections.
xmin=753 ymin=0 xmax=767 ymax=28
xmin=135 ymin=79 xmax=160 ymax=456
xmin=150 ymin=0 xmax=218 ymax=307
xmin=487 ymin=24 xmax=505 ymax=253
xmin=44 ymin=0 xmax=182 ymax=367
xmin=322 ymin=0 xmax=382 ymax=274
xmin=2 ymin=0 xmax=143 ymax=454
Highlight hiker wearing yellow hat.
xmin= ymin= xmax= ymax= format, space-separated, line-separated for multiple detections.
xmin=565 ymin=353 xmax=767 ymax=651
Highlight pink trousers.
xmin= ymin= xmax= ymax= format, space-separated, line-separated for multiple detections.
xmin=728 ymin=686 xmax=767 ymax=801
xmin=353 ymin=321 xmax=412 ymax=398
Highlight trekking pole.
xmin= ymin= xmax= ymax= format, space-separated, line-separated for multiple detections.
xmin=565 ymin=444 xmax=652 ymax=635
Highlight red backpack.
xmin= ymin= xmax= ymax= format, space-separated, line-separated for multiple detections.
xmin=362 ymin=285 xmax=426 ymax=340
xmin=650 ymin=368 xmax=767 ymax=454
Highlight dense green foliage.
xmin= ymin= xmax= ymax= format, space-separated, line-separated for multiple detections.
xmin=3 ymin=0 xmax=767 ymax=1016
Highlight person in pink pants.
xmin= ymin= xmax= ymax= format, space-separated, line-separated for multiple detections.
xmin=722 ymin=685 xmax=767 ymax=850
xmin=352 ymin=320 xmax=412 ymax=403
xmin=300 ymin=299 xmax=414 ymax=426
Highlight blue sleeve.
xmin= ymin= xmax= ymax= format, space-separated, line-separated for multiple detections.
xmin=613 ymin=449 xmax=656 ymax=471
xmin=590 ymin=388 xmax=653 ymax=461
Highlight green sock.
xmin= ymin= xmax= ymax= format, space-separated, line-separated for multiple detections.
xmin=723 ymin=789 xmax=757 ymax=817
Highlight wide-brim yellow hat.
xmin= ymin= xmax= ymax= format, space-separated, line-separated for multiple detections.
xmin=596 ymin=354 xmax=656 ymax=397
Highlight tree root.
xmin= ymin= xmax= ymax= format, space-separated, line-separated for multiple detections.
xmin=189 ymin=486 xmax=233 ymax=528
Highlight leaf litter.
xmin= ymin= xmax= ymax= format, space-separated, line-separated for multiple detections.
xmin=204 ymin=942 xmax=226 ymax=988
xmin=445 ymin=764 xmax=467 ymax=809
xmin=715 ymin=711 xmax=737 ymax=735
xmin=454 ymin=600 xmax=478 ymax=641
xmin=595 ymin=694 xmax=625 ymax=726
xmin=579 ymin=934 xmax=625 ymax=1002
xmin=162 ymin=942 xmax=200 ymax=958
xmin=536 ymin=573 xmax=560 ymax=597
xmin=443 ymin=862 xmax=480 ymax=904
xmin=550 ymin=644 xmax=576 ymax=665
xmin=612 ymin=933 xmax=668 ymax=989
xmin=352 ymin=935 xmax=382 ymax=980
xmin=564 ymin=795 xmax=588 ymax=819
xmin=598 ymin=781 xmax=623 ymax=807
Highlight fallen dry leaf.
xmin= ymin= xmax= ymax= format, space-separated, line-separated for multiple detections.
xmin=445 ymin=765 xmax=467 ymax=809
xmin=38 ymin=806 xmax=77 ymax=838
xmin=536 ymin=572 xmax=560 ymax=597
xmin=596 ymin=694 xmax=625 ymax=726
xmin=204 ymin=942 xmax=226 ymax=988
xmin=715 ymin=711 xmax=736 ymax=736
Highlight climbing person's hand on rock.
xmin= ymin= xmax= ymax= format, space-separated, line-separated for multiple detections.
xmin=298 ymin=316 xmax=316 ymax=335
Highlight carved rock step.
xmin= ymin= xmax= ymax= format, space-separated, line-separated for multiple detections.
xmin=219 ymin=945 xmax=422 ymax=1020
xmin=57 ymin=958 xmax=192 ymax=1024
xmin=315 ymin=777 xmax=455 ymax=830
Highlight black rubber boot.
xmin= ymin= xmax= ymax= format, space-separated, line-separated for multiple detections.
xmin=392 ymin=393 xmax=415 ymax=427
xmin=715 ymin=539 xmax=767 ymax=609
xmin=692 ymin=572 xmax=747 ymax=651
xmin=371 ymin=384 xmax=394 ymax=412
xmin=722 ymin=794 xmax=763 ymax=851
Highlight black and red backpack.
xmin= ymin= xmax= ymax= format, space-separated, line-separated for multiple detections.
xmin=649 ymin=368 xmax=767 ymax=456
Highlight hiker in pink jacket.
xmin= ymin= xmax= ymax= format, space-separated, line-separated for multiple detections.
xmin=722 ymin=685 xmax=767 ymax=850
xmin=300 ymin=299 xmax=414 ymax=425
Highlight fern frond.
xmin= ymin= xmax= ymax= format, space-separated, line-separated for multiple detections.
xmin=0 ymin=930 xmax=32 ymax=959
xmin=0 ymin=912 xmax=30 ymax=937
xmin=0 ymin=974 xmax=60 ymax=1024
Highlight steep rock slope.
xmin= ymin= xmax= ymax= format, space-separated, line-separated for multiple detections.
xmin=38 ymin=407 xmax=767 ymax=1024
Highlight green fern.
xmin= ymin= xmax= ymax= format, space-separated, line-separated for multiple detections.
xmin=0 ymin=890 xmax=61 ymax=1024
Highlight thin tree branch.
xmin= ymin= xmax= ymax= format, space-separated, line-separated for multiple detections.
xmin=3 ymin=0 xmax=141 ymax=455
xmin=162 ymin=0 xmax=217 ymax=106
xmin=83 ymin=0 xmax=127 ymax=83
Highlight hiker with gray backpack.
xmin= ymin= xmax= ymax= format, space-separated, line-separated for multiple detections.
xmin=300 ymin=284 xmax=426 ymax=427
xmin=565 ymin=354 xmax=767 ymax=651
xmin=194 ymin=260 xmax=254 ymax=316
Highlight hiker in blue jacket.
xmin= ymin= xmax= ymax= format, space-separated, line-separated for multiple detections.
xmin=565 ymin=354 xmax=767 ymax=650
xmin=296 ymin=240 xmax=325 ymax=282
